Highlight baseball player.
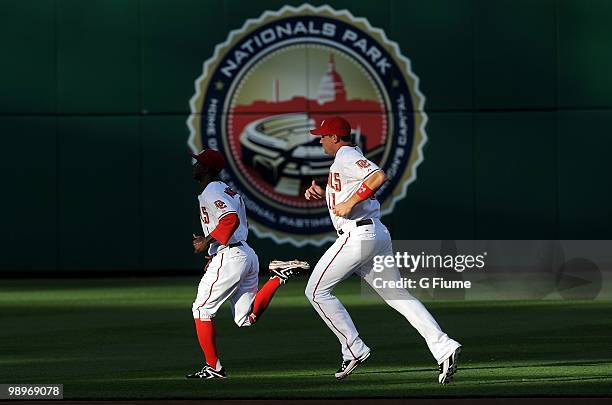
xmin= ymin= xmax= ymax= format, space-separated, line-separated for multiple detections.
xmin=187 ymin=149 xmax=309 ymax=379
xmin=304 ymin=116 xmax=461 ymax=383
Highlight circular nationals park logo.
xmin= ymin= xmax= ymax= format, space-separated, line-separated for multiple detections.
xmin=187 ymin=4 xmax=427 ymax=246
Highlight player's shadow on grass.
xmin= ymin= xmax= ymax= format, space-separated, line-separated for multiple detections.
xmin=459 ymin=359 xmax=612 ymax=371
xmin=356 ymin=359 xmax=612 ymax=377
xmin=463 ymin=376 xmax=612 ymax=385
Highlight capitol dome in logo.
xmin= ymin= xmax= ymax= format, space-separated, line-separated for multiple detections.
xmin=187 ymin=4 xmax=427 ymax=246
xmin=317 ymin=54 xmax=347 ymax=104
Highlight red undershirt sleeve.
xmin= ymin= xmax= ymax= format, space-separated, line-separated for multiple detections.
xmin=210 ymin=213 xmax=240 ymax=245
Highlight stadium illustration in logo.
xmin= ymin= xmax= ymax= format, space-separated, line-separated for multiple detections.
xmin=187 ymin=4 xmax=427 ymax=246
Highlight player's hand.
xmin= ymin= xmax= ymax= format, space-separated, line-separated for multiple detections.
xmin=192 ymin=234 xmax=208 ymax=254
xmin=333 ymin=201 xmax=354 ymax=218
xmin=305 ymin=180 xmax=324 ymax=200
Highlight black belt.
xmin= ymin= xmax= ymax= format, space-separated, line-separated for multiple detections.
xmin=338 ymin=219 xmax=373 ymax=235
xmin=211 ymin=241 xmax=243 ymax=257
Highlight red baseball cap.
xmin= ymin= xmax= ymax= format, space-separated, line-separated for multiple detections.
xmin=310 ymin=116 xmax=352 ymax=137
xmin=191 ymin=149 xmax=225 ymax=172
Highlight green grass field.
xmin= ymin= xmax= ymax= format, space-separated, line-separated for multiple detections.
xmin=1 ymin=276 xmax=611 ymax=399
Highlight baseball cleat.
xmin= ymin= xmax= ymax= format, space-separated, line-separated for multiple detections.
xmin=335 ymin=351 xmax=371 ymax=380
xmin=186 ymin=365 xmax=227 ymax=379
xmin=269 ymin=260 xmax=310 ymax=281
xmin=438 ymin=347 xmax=461 ymax=384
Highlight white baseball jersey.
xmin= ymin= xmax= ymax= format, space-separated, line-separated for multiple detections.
xmin=326 ymin=146 xmax=381 ymax=231
xmin=198 ymin=181 xmax=248 ymax=256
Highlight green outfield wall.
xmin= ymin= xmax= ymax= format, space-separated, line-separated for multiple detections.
xmin=1 ymin=0 xmax=611 ymax=272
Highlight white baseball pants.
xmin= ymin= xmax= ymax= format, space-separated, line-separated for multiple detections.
xmin=305 ymin=219 xmax=461 ymax=363
xmin=192 ymin=242 xmax=259 ymax=327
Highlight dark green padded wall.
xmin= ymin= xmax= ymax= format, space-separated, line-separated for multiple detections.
xmin=1 ymin=0 xmax=611 ymax=271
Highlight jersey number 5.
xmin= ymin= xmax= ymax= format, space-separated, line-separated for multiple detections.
xmin=200 ymin=207 xmax=210 ymax=224
xmin=328 ymin=172 xmax=341 ymax=192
